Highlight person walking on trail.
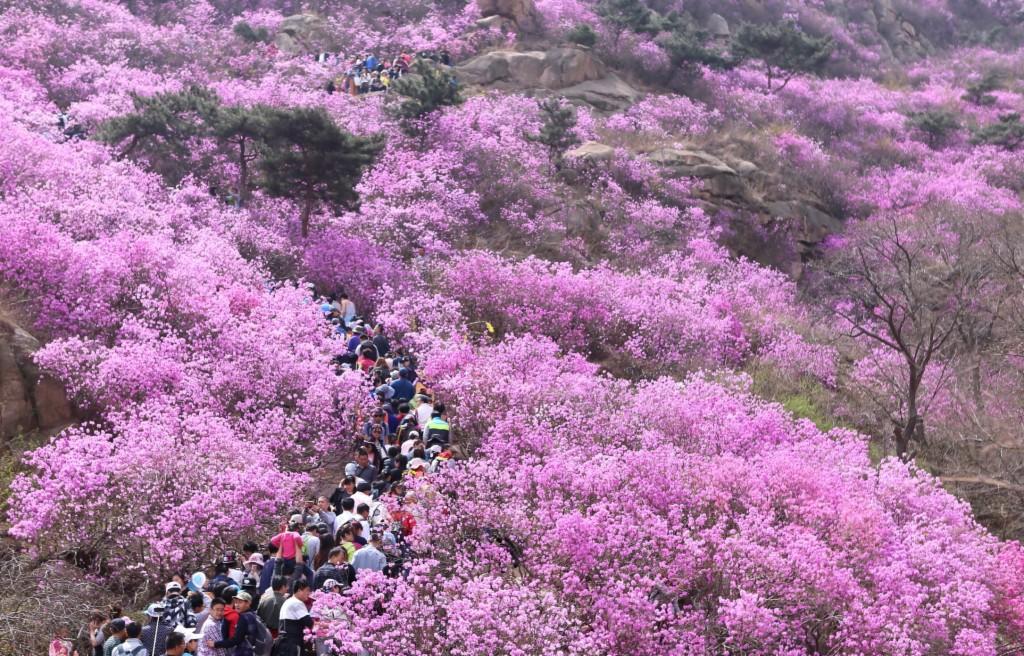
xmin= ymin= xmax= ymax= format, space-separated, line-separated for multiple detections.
xmin=196 ymin=599 xmax=227 ymax=656
xmin=337 ymin=293 xmax=356 ymax=326
xmin=425 ymin=404 xmax=451 ymax=446
xmin=270 ymin=522 xmax=304 ymax=576
xmin=314 ymin=546 xmax=353 ymax=590
xmin=257 ymin=577 xmax=288 ymax=638
xmin=161 ymin=581 xmax=195 ymax=628
xmin=302 ymin=522 xmax=321 ymax=569
xmin=111 ymin=622 xmax=146 ymax=656
xmin=345 ymin=448 xmax=378 ymax=483
xmin=208 ymin=592 xmax=256 ymax=654
xmin=141 ymin=604 xmax=172 ymax=656
xmin=164 ymin=633 xmax=187 ymax=656
xmin=277 ymin=581 xmax=314 ymax=656
xmin=102 ymin=620 xmax=127 ymax=656
xmin=390 ymin=368 xmax=415 ymax=402
xmin=352 ymin=529 xmax=387 ymax=573
xmin=316 ymin=496 xmax=337 ymax=534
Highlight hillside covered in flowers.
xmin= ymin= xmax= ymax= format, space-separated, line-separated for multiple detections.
xmin=4 ymin=0 xmax=1024 ymax=654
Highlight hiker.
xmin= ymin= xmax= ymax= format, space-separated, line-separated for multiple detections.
xmin=141 ymin=604 xmax=172 ymax=656
xmin=425 ymin=403 xmax=451 ymax=445
xmin=257 ymin=577 xmax=287 ymax=638
xmin=329 ymin=476 xmax=356 ymax=516
xmin=390 ymin=368 xmax=415 ymax=402
xmin=208 ymin=592 xmax=256 ymax=654
xmin=161 ymin=581 xmax=196 ymax=627
xmin=352 ymin=529 xmax=387 ymax=573
xmin=270 ymin=521 xmax=305 ymax=576
xmin=165 ymin=633 xmax=186 ymax=656
xmin=316 ymin=496 xmax=337 ymax=533
xmin=257 ymin=543 xmax=280 ymax=595
xmin=111 ymin=623 xmax=145 ymax=656
xmin=196 ymin=599 xmax=227 ymax=656
xmin=302 ymin=521 xmax=321 ymax=568
xmin=101 ymin=619 xmax=127 ymax=656
xmin=345 ymin=447 xmax=378 ymax=483
xmin=314 ymin=546 xmax=352 ymax=589
xmin=276 ymin=581 xmax=313 ymax=656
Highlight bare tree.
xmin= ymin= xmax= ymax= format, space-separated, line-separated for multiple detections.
xmin=0 ymin=549 xmax=122 ymax=656
xmin=813 ymin=206 xmax=997 ymax=460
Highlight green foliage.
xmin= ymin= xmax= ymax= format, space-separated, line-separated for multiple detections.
xmin=906 ymin=109 xmax=960 ymax=147
xmin=734 ymin=22 xmax=834 ymax=93
xmin=96 ymin=84 xmax=221 ymax=183
xmin=389 ymin=60 xmax=463 ymax=135
xmin=963 ymin=71 xmax=1001 ymax=106
xmin=596 ymin=0 xmax=660 ymax=42
xmin=567 ymin=23 xmax=597 ymax=47
xmin=971 ymin=112 xmax=1024 ymax=149
xmin=233 ymin=21 xmax=271 ymax=44
xmin=258 ymin=107 xmax=383 ymax=236
xmin=528 ymin=98 xmax=581 ymax=163
xmin=659 ymin=20 xmax=738 ymax=75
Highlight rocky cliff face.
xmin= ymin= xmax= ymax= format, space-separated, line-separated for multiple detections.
xmin=0 ymin=315 xmax=72 ymax=439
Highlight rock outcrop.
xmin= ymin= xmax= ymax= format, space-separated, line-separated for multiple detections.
xmin=476 ymin=0 xmax=541 ymax=32
xmin=641 ymin=145 xmax=843 ymax=270
xmin=566 ymin=141 xmax=615 ymax=162
xmin=0 ymin=316 xmax=73 ymax=439
xmin=457 ymin=47 xmax=640 ymax=110
xmin=275 ymin=14 xmax=333 ymax=54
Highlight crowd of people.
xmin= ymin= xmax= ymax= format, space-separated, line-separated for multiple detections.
xmin=322 ymin=49 xmax=452 ymax=95
xmin=61 ymin=292 xmax=457 ymax=656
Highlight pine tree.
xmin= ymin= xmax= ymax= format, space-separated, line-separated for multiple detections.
xmin=971 ymin=112 xmax=1024 ymax=150
xmin=567 ymin=23 xmax=597 ymax=48
xmin=389 ymin=60 xmax=463 ymax=135
xmin=257 ymin=107 xmax=384 ymax=237
xmin=596 ymin=0 xmax=659 ymax=46
xmin=963 ymin=71 xmax=1001 ymax=106
xmin=233 ymin=21 xmax=271 ymax=44
xmin=906 ymin=109 xmax=960 ymax=148
xmin=96 ymin=85 xmax=221 ymax=184
xmin=209 ymin=105 xmax=273 ymax=206
xmin=659 ymin=19 xmax=738 ymax=77
xmin=528 ymin=98 xmax=581 ymax=165
xmin=734 ymin=23 xmax=834 ymax=93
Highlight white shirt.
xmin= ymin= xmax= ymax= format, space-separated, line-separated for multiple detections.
xmin=335 ymin=511 xmax=357 ymax=533
xmin=350 ymin=491 xmax=373 ymax=511
xmin=416 ymin=403 xmax=433 ymax=429
xmin=279 ymin=596 xmax=309 ymax=621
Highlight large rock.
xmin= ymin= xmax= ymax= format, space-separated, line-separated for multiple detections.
xmin=766 ymin=200 xmax=843 ymax=244
xmin=0 ymin=317 xmax=72 ymax=438
xmin=646 ymin=148 xmax=752 ymax=198
xmin=539 ymin=47 xmax=607 ymax=88
xmin=707 ymin=13 xmax=730 ymax=38
xmin=477 ymin=0 xmax=541 ymax=32
xmin=275 ymin=14 xmax=333 ymax=54
xmin=458 ymin=47 xmax=606 ymax=89
xmin=566 ymin=141 xmax=615 ymax=162
xmin=560 ymin=74 xmax=640 ymax=111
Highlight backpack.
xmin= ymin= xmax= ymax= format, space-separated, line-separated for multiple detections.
xmin=247 ymin=614 xmax=274 ymax=656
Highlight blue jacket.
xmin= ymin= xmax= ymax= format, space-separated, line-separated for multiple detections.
xmin=390 ymin=378 xmax=415 ymax=402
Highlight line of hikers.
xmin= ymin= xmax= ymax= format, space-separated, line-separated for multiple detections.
xmin=66 ymin=293 xmax=456 ymax=656
xmin=322 ymin=49 xmax=452 ymax=95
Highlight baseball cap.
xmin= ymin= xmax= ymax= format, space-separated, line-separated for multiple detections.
xmin=235 ymin=591 xmax=252 ymax=603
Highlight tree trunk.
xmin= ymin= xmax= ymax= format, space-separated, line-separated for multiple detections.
xmin=236 ymin=140 xmax=248 ymax=208
xmin=300 ymin=192 xmax=314 ymax=238
xmin=897 ymin=366 xmax=922 ymax=461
